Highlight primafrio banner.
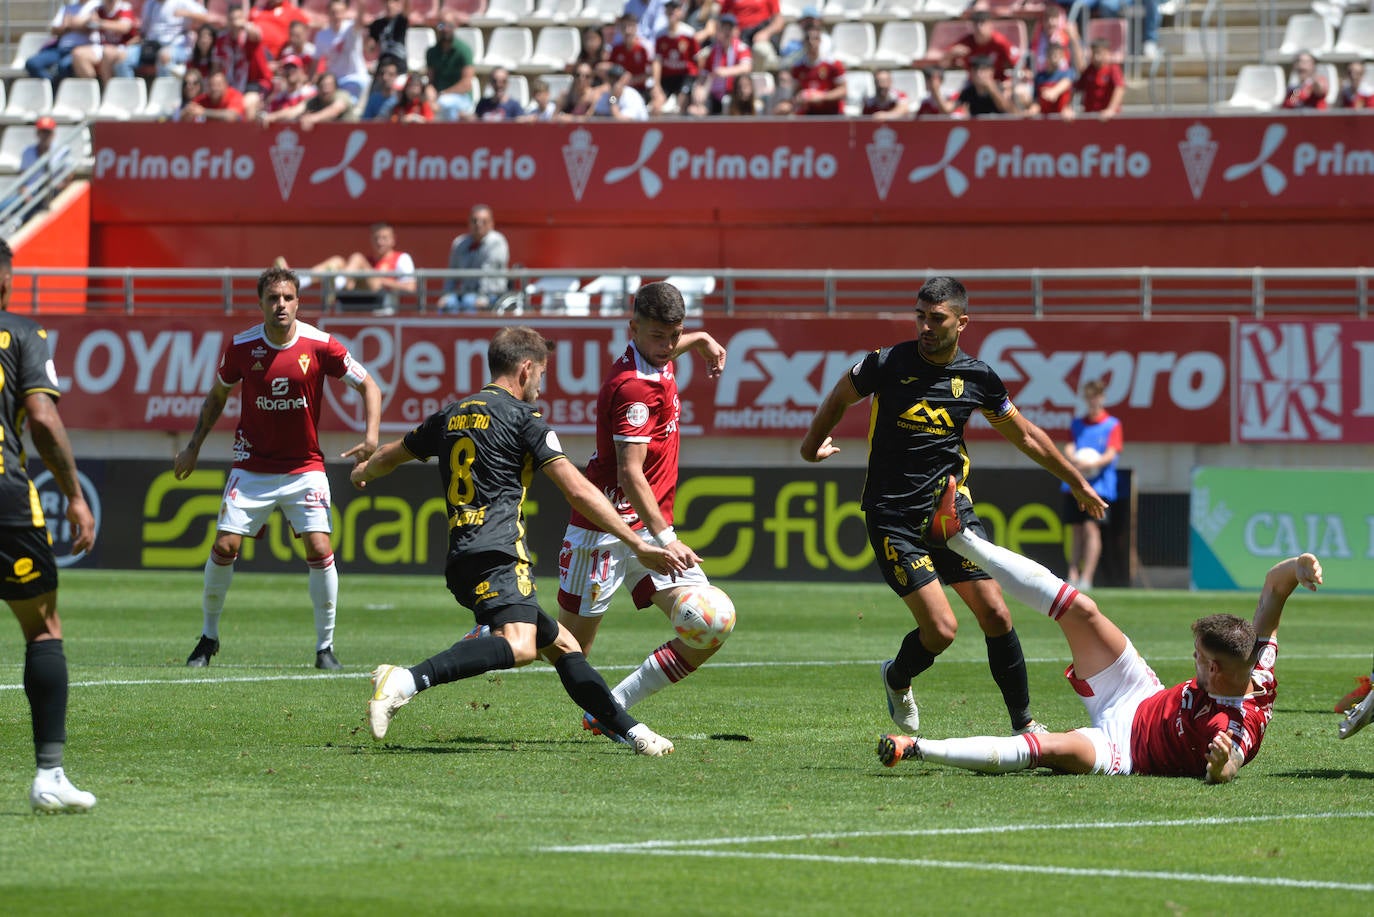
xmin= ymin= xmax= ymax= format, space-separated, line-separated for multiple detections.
xmin=38 ymin=315 xmax=1236 ymax=443
xmin=90 ymin=118 xmax=1374 ymax=220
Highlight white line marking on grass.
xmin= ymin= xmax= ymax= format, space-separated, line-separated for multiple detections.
xmin=542 ymin=812 xmax=1374 ymax=893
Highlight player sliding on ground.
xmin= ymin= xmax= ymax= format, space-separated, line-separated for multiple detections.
xmin=878 ymin=474 xmax=1323 ymax=783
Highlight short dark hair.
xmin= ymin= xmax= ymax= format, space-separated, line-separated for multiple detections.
xmin=916 ymin=276 xmax=969 ymax=315
xmin=633 ymin=281 xmax=687 ymax=324
xmin=488 ymin=326 xmax=553 ymax=376
xmin=1192 ymin=614 xmax=1256 ymax=664
xmin=1090 ymin=38 xmax=1111 ymax=52
xmin=257 ymin=265 xmax=299 ymax=299
xmin=970 ymin=9 xmax=990 ymax=23
xmin=1082 ymin=378 xmax=1106 ymax=398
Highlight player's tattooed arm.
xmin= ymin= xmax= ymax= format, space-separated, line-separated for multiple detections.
xmin=25 ymin=392 xmax=95 ymax=553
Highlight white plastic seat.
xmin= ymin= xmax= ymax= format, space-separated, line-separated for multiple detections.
xmin=939 ymin=67 xmax=968 ymax=100
xmin=2 ymin=78 xmax=54 ymax=123
xmin=528 ymin=0 xmax=582 ymax=23
xmin=830 ymin=21 xmax=877 ymax=67
xmin=888 ymin=68 xmax=927 ymax=105
xmin=749 ymin=70 xmax=776 ymax=102
xmin=578 ymin=274 xmax=640 ymax=315
xmin=576 ymin=0 xmax=623 ymax=24
xmin=1217 ymin=64 xmax=1285 ymax=110
xmin=526 ymin=275 xmax=582 ymax=313
xmin=406 ymin=27 xmax=436 ymax=72
xmin=1264 ymin=13 xmax=1335 ymax=62
xmin=481 ymin=27 xmax=535 ymax=70
xmin=822 ymin=0 xmax=874 ymax=22
xmin=867 ymin=0 xmax=918 ymax=21
xmin=524 ymin=26 xmax=580 ymax=71
xmin=505 ymin=72 xmax=531 ymax=106
xmin=845 ymin=68 xmax=875 ymax=115
xmin=1 ymin=32 xmax=51 ymax=80
xmin=142 ymin=75 xmax=183 ymax=119
xmin=915 ymin=0 xmax=966 ymax=20
xmin=50 ymin=77 xmax=101 ymax=122
xmin=455 ymin=26 xmax=485 ymax=62
xmin=540 ymin=71 xmax=573 ymax=101
xmin=96 ymin=76 xmax=147 ymax=120
xmin=1317 ymin=61 xmax=1340 ymax=103
xmin=661 ymin=275 xmax=715 ymax=314
xmin=864 ymin=21 xmax=926 ymax=68
xmin=1329 ymin=13 xmax=1374 ymax=61
xmin=0 ymin=126 xmax=35 ymax=174
xmin=471 ymin=0 xmax=533 ymax=25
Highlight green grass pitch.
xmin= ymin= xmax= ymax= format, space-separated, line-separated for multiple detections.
xmin=2 ymin=570 xmax=1371 ymax=915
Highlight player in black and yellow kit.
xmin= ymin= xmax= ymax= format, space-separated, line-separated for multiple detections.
xmin=0 ymin=240 xmax=98 ymax=812
xmin=352 ymin=326 xmax=688 ymax=756
xmin=802 ymin=276 xmax=1105 ymax=737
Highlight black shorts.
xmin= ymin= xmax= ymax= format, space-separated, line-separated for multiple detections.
xmin=446 ymin=552 xmax=559 ymax=645
xmin=0 ymin=526 xmax=58 ymax=601
xmin=865 ymin=495 xmax=990 ymax=598
xmin=1060 ymin=492 xmax=1111 ymax=526
xmin=660 ymin=73 xmax=691 ymax=97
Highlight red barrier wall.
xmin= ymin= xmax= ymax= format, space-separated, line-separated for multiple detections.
xmin=88 ymin=116 xmax=1374 ymax=272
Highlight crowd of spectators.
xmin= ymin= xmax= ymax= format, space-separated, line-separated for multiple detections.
xmin=13 ymin=0 xmax=1374 ymax=126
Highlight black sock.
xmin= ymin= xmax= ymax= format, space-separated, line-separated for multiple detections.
xmin=25 ymin=639 xmax=67 ymax=769
xmin=555 ymin=652 xmax=638 ymax=738
xmin=887 ymin=628 xmax=938 ymax=688
xmin=986 ymin=629 xmax=1033 ymax=730
xmin=409 ymin=636 xmax=515 ymax=691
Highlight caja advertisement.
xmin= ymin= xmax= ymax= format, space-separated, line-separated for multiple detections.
xmin=39 ymin=315 xmax=1235 ymax=444
xmin=60 ymin=460 xmax=1129 ymax=585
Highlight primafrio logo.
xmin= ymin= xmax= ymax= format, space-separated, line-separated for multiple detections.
xmin=1223 ymin=123 xmax=1288 ymax=197
xmin=309 ymin=130 xmax=369 ymax=199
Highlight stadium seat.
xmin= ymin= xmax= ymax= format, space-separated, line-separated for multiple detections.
xmin=991 ymin=18 xmax=1028 ymax=67
xmin=864 ymin=20 xmax=926 ymax=68
xmin=540 ymin=71 xmax=573 ymax=100
xmin=455 ymin=26 xmax=485 ymax=61
xmin=471 ymin=0 xmax=533 ymax=26
xmin=480 ymin=26 xmax=535 ymax=70
xmin=0 ymin=126 xmax=34 ymax=174
xmin=939 ymin=67 xmax=968 ymax=99
xmin=564 ymin=274 xmax=640 ymax=316
xmin=1 ymin=32 xmax=51 ymax=81
xmin=526 ymin=275 xmax=582 ymax=313
xmin=822 ymin=0 xmax=875 ymax=22
xmin=1264 ymin=13 xmax=1335 ymax=62
xmin=523 ymin=26 xmax=581 ymax=71
xmin=49 ymin=78 xmax=100 ymax=123
xmin=406 ymin=27 xmax=437 ymax=71
xmin=916 ymin=0 xmax=967 ymax=20
xmin=142 ymin=75 xmax=182 ymax=120
xmin=844 ymin=68 xmax=875 ymax=114
xmin=830 ymin=21 xmax=877 ymax=67
xmin=749 ymin=70 xmax=777 ymax=104
xmin=576 ymin=0 xmax=623 ymax=24
xmin=443 ymin=0 xmax=487 ymax=18
xmin=888 ymin=67 xmax=927 ymax=104
xmin=95 ymin=77 xmax=148 ymax=121
xmin=1317 ymin=61 xmax=1341 ymax=103
xmin=1328 ymin=13 xmax=1374 ymax=61
xmin=867 ymin=0 xmax=919 ymax=23
xmin=1 ymin=78 xmax=53 ymax=124
xmin=661 ymin=275 xmax=715 ymax=314
xmin=408 ymin=0 xmax=439 ymax=23
xmin=1086 ymin=17 xmax=1128 ymax=65
xmin=1216 ymin=64 xmax=1285 ymax=110
xmin=920 ymin=19 xmax=972 ymax=66
xmin=504 ymin=72 xmax=531 ymax=106
xmin=527 ymin=0 xmax=583 ymax=23
xmin=780 ymin=0 xmax=805 ymax=17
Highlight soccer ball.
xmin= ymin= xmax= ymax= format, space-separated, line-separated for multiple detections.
xmin=1074 ymin=446 xmax=1102 ymax=465
xmin=670 ymin=586 xmax=736 ymax=650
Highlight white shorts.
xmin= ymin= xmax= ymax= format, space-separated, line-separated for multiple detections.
xmin=1066 ymin=639 xmax=1165 ymax=775
xmin=557 ymin=524 xmax=710 ymax=617
xmin=217 ymin=469 xmax=332 ymax=537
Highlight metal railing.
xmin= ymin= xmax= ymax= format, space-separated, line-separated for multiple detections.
xmin=11 ymin=265 xmax=1371 ymax=319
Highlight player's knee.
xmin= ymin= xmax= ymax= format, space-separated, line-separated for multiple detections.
xmin=1064 ymin=592 xmax=1103 ymax=624
xmin=926 ymin=619 xmax=957 ymax=650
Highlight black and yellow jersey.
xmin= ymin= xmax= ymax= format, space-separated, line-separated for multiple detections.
xmin=0 ymin=312 xmax=61 ymax=528
xmin=849 ymin=341 xmax=1017 ymax=510
xmin=402 ymin=384 xmax=566 ymax=565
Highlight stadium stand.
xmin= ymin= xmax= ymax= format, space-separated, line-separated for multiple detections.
xmin=1215 ymin=63 xmax=1286 ymax=109
xmin=863 ymin=20 xmax=927 ymax=68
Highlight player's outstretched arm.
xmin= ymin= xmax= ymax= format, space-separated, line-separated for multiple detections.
xmin=341 ymin=374 xmax=383 ymax=464
xmin=995 ymin=412 xmax=1107 ymax=518
xmin=350 ymin=438 xmax=415 ymax=490
xmin=1204 ymin=732 xmax=1243 ymax=784
xmin=173 ymin=380 xmax=233 ymax=479
xmin=800 ymin=374 xmax=862 ymax=463
xmin=672 ymin=330 xmax=726 ymax=378
xmin=544 ymin=457 xmax=686 ymax=576
xmin=1251 ymin=553 xmax=1322 ymax=641
xmin=25 ymin=392 xmax=94 ymax=554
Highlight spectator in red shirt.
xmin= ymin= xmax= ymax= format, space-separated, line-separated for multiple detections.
xmin=1028 ymin=41 xmax=1075 ymax=118
xmin=916 ymin=67 xmax=962 ymax=117
xmin=698 ymin=13 xmax=752 ymax=113
xmin=217 ymin=3 xmax=273 ymax=114
xmin=181 ymin=65 xmax=247 ymax=121
xmin=251 ymin=0 xmax=316 ymax=60
xmin=185 ymin=22 xmax=218 ymax=78
xmin=70 ymin=0 xmax=138 ymax=85
xmin=1337 ymin=60 xmax=1371 ymax=109
xmin=282 ymin=19 xmax=322 ymax=76
xmin=1282 ymin=51 xmax=1329 ymax=109
xmin=391 ymin=71 xmax=436 ymax=121
xmin=944 ymin=11 xmax=1018 ymax=79
xmin=782 ymin=23 xmax=846 ymax=116
xmin=702 ymin=0 xmax=782 ymax=71
xmin=609 ymin=13 xmax=654 ymax=97
xmin=863 ymin=69 xmax=910 ymax=119
xmin=653 ymin=0 xmax=699 ymax=108
xmin=1028 ymin=3 xmax=1083 ymax=74
xmin=1074 ymin=39 xmax=1124 ymax=120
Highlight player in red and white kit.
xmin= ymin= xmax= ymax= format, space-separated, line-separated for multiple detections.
xmin=879 ymin=475 xmax=1323 ymax=782
xmin=174 ymin=265 xmax=381 ymax=669
xmin=556 ymin=281 xmax=727 ymax=741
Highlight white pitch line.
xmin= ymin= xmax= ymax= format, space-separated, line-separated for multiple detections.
xmin=542 ymin=812 xmax=1374 ymax=893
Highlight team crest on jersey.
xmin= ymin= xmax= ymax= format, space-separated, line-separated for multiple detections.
xmin=625 ymin=402 xmax=650 ymax=427
xmin=951 ymin=376 xmax=964 ymax=398
xmin=298 ymin=354 xmax=311 ymax=374
xmin=893 ymin=564 xmax=908 ymax=587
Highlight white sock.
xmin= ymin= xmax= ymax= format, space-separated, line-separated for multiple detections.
xmin=202 ymin=553 xmax=236 ymax=639
xmin=948 ymin=529 xmax=1078 ymax=620
xmin=308 ymin=553 xmax=338 ymax=651
xmin=612 ymin=642 xmax=695 ymax=709
xmin=917 ymin=735 xmax=1036 ymax=774
xmin=389 ymin=666 xmax=417 ymax=698
xmin=624 ymin=723 xmax=654 ymax=742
